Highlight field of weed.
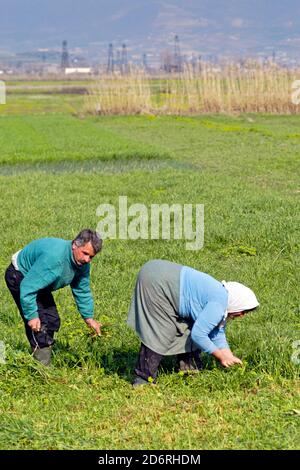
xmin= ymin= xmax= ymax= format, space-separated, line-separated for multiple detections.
xmin=0 ymin=83 xmax=299 ymax=449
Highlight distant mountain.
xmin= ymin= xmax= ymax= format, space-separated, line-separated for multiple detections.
xmin=0 ymin=0 xmax=300 ymax=64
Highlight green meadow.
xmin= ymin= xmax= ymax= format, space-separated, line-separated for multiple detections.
xmin=0 ymin=82 xmax=299 ymax=449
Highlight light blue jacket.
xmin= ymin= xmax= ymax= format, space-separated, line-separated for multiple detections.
xmin=179 ymin=266 xmax=229 ymax=353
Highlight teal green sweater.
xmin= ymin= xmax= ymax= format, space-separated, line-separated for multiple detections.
xmin=16 ymin=238 xmax=94 ymax=321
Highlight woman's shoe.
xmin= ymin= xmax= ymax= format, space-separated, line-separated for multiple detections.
xmin=177 ymin=351 xmax=203 ymax=373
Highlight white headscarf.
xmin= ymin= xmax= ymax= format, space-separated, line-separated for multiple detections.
xmin=222 ymin=281 xmax=259 ymax=314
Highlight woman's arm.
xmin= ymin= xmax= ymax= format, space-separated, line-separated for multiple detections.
xmin=191 ymin=302 xmax=242 ymax=367
xmin=212 ymin=348 xmax=242 ymax=367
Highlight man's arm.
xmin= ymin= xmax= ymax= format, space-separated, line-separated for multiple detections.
xmin=70 ymin=267 xmax=101 ymax=336
xmin=20 ymin=260 xmax=59 ymax=321
xmin=84 ymin=317 xmax=102 ymax=336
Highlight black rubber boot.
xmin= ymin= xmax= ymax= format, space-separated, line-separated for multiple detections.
xmin=32 ymin=346 xmax=52 ymax=366
xmin=132 ymin=376 xmax=150 ymax=388
xmin=177 ymin=351 xmax=203 ymax=373
xmin=133 ymin=344 xmax=163 ymax=386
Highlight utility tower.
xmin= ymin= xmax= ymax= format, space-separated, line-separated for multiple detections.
xmin=61 ymin=40 xmax=70 ymax=69
xmin=116 ymin=50 xmax=121 ymax=68
xmin=121 ymin=43 xmax=128 ymax=74
xmin=107 ymin=43 xmax=114 ymax=73
xmin=40 ymin=50 xmax=47 ymax=76
xmin=142 ymin=53 xmax=148 ymax=71
xmin=198 ymin=54 xmax=202 ymax=72
xmin=174 ymin=35 xmax=182 ymax=72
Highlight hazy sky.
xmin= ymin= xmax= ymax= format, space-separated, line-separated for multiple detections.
xmin=0 ymin=1 xmax=299 ymax=61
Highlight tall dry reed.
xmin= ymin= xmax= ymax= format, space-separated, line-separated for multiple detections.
xmin=85 ymin=61 xmax=300 ymax=115
xmin=84 ymin=67 xmax=152 ymax=115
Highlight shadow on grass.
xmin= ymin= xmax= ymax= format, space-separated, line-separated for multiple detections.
xmin=52 ymin=341 xmax=216 ymax=384
xmin=52 ymin=342 xmax=138 ymax=382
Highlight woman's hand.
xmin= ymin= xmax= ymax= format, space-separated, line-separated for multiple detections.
xmin=212 ymin=348 xmax=243 ymax=368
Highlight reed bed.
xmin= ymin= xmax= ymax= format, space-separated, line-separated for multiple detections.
xmin=85 ymin=61 xmax=300 ymax=115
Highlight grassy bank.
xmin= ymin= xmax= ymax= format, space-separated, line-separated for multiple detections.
xmin=0 ymin=108 xmax=299 ymax=449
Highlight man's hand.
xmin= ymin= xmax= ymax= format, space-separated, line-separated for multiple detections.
xmin=28 ymin=318 xmax=41 ymax=332
xmin=84 ymin=318 xmax=102 ymax=336
xmin=212 ymin=348 xmax=243 ymax=368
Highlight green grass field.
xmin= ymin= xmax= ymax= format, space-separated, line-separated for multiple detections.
xmin=0 ymin=83 xmax=299 ymax=450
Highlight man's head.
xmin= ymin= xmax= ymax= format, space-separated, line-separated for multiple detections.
xmin=72 ymin=229 xmax=102 ymax=266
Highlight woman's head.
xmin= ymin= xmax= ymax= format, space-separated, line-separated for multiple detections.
xmin=222 ymin=281 xmax=259 ymax=316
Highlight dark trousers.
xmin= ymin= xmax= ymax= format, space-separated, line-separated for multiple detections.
xmin=5 ymin=263 xmax=60 ymax=349
xmin=134 ymin=343 xmax=163 ymax=382
xmin=135 ymin=344 xmax=203 ymax=382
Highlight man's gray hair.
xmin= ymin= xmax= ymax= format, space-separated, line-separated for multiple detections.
xmin=72 ymin=229 xmax=102 ymax=254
